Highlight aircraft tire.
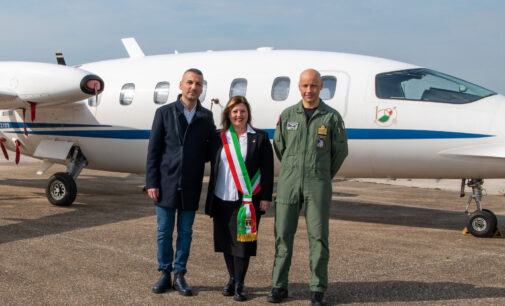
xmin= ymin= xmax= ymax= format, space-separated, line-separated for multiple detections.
xmin=482 ymin=209 xmax=498 ymax=230
xmin=46 ymin=172 xmax=77 ymax=206
xmin=467 ymin=210 xmax=497 ymax=237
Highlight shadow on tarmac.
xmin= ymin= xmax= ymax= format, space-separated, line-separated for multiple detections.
xmin=2 ymin=176 xmax=503 ymax=244
xmin=333 ymin=280 xmax=505 ymax=304
xmin=179 ymin=281 xmax=505 ymax=304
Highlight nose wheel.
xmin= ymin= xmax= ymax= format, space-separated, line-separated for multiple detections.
xmin=462 ymin=179 xmax=499 ymax=237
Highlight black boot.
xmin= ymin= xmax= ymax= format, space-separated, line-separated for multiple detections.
xmin=152 ymin=270 xmax=171 ymax=294
xmin=233 ymin=282 xmax=247 ymax=301
xmin=310 ymin=291 xmax=326 ymax=306
xmin=267 ymin=287 xmax=288 ymax=303
xmin=173 ymin=272 xmax=192 ymax=296
xmin=222 ymin=277 xmax=235 ymax=296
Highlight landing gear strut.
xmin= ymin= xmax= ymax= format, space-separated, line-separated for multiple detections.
xmin=46 ymin=147 xmax=87 ymax=206
xmin=461 ymin=179 xmax=498 ymax=237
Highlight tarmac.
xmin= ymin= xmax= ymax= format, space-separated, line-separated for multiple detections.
xmin=2 ymin=162 xmax=505 ymax=305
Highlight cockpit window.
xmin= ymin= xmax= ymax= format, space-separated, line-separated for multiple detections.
xmin=376 ymin=68 xmax=496 ymax=104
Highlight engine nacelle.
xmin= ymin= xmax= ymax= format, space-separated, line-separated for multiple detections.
xmin=0 ymin=61 xmax=104 ymax=109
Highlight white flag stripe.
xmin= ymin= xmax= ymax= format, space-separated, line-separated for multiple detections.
xmin=226 ymin=131 xmax=250 ymax=195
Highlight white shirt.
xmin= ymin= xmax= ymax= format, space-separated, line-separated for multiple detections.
xmin=182 ymin=102 xmax=196 ymax=124
xmin=214 ymin=124 xmax=256 ymax=201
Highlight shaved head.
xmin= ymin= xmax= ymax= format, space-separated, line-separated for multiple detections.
xmin=298 ymin=68 xmax=323 ymax=107
xmin=299 ymin=69 xmax=322 ymax=83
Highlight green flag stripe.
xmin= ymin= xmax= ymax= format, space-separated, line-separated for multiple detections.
xmin=229 ymin=125 xmax=252 ymax=193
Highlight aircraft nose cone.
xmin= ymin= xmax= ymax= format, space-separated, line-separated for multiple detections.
xmin=80 ymin=74 xmax=104 ymax=95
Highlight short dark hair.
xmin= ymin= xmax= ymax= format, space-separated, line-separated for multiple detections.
xmin=183 ymin=68 xmax=203 ymax=77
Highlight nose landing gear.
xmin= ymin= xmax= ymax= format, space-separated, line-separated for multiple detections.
xmin=46 ymin=147 xmax=87 ymax=206
xmin=461 ymin=179 xmax=499 ymax=237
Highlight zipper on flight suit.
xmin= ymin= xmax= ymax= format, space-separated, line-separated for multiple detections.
xmin=300 ymin=109 xmax=320 ymax=197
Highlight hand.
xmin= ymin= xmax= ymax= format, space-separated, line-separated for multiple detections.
xmin=259 ymin=200 xmax=271 ymax=212
xmin=147 ymin=188 xmax=159 ymax=201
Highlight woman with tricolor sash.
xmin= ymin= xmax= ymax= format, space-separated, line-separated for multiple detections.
xmin=205 ymin=96 xmax=274 ymax=302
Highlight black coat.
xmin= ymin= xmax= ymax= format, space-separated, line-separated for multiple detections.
xmin=205 ymin=128 xmax=274 ymax=217
xmin=146 ymin=96 xmax=215 ymax=210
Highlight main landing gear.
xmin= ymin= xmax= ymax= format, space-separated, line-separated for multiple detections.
xmin=461 ymin=179 xmax=499 ymax=237
xmin=46 ymin=147 xmax=87 ymax=206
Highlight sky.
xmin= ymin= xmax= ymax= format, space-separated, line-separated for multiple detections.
xmin=0 ymin=0 xmax=504 ymax=94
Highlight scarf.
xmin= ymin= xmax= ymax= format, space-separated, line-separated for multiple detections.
xmin=221 ymin=125 xmax=261 ymax=242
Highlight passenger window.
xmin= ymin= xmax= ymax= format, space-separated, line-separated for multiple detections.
xmin=200 ymin=80 xmax=208 ymax=102
xmin=376 ymin=68 xmax=496 ymax=103
xmin=154 ymin=82 xmax=170 ymax=105
xmin=272 ymin=77 xmax=290 ymax=101
xmin=230 ymin=78 xmax=247 ymax=98
xmin=320 ymin=76 xmax=337 ymax=100
xmin=120 ymin=83 xmax=135 ymax=105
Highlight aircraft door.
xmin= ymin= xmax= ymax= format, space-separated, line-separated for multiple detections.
xmin=319 ymin=71 xmax=350 ymax=118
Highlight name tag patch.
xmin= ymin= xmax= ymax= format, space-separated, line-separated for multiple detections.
xmin=286 ymin=122 xmax=299 ymax=131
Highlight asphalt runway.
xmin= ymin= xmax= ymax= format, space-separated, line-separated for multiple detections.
xmin=1 ymin=163 xmax=505 ymax=305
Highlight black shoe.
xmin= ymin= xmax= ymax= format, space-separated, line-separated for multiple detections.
xmin=173 ymin=272 xmax=192 ymax=296
xmin=233 ymin=282 xmax=247 ymax=302
xmin=311 ymin=291 xmax=326 ymax=306
xmin=222 ymin=277 xmax=235 ymax=296
xmin=152 ymin=270 xmax=171 ymax=294
xmin=267 ymin=287 xmax=288 ymax=303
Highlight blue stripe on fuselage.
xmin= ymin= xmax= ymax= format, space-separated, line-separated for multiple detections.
xmin=0 ymin=122 xmax=110 ymax=129
xmin=264 ymin=128 xmax=492 ymax=140
xmin=1 ymin=123 xmax=493 ymax=140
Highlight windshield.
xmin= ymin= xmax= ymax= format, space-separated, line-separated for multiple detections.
xmin=376 ymin=68 xmax=496 ymax=104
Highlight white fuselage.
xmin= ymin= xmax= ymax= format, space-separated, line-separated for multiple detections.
xmin=1 ymin=49 xmax=505 ymax=179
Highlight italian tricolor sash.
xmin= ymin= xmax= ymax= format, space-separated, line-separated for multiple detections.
xmin=221 ymin=125 xmax=261 ymax=242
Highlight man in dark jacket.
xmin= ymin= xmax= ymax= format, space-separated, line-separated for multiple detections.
xmin=146 ymin=68 xmax=215 ymax=296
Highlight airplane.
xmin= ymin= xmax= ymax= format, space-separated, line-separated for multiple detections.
xmin=0 ymin=37 xmax=503 ymax=238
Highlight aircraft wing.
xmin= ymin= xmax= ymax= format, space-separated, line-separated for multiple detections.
xmin=0 ymin=62 xmax=103 ymax=110
xmin=439 ymin=143 xmax=505 ymax=160
xmin=0 ymin=89 xmax=22 ymax=109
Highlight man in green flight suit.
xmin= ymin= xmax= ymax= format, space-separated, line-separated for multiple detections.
xmin=268 ymin=69 xmax=348 ymax=306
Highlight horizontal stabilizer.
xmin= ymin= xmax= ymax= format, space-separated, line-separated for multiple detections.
xmin=439 ymin=143 xmax=505 ymax=160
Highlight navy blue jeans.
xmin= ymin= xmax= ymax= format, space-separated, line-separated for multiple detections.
xmin=156 ymin=205 xmax=196 ymax=274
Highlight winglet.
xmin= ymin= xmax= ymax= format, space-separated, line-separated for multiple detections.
xmin=121 ymin=37 xmax=145 ymax=58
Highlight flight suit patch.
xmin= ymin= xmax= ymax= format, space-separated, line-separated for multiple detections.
xmin=286 ymin=122 xmax=299 ymax=130
xmin=316 ymin=124 xmax=328 ymax=149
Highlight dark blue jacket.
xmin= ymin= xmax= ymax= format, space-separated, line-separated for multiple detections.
xmin=146 ymin=96 xmax=215 ymax=210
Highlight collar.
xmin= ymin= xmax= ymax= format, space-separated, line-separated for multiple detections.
xmin=246 ymin=124 xmax=256 ymax=134
xmin=295 ymin=99 xmax=327 ymax=114
xmin=176 ymin=94 xmax=200 ymax=113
